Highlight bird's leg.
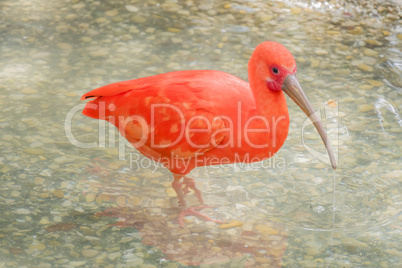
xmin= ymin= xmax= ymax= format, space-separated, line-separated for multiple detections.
xmin=182 ymin=176 xmax=204 ymax=205
xmin=171 ymin=174 xmax=187 ymax=208
xmin=171 ymin=174 xmax=223 ymax=227
xmin=171 ymin=175 xmax=204 ymax=206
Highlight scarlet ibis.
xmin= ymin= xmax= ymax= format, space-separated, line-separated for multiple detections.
xmin=81 ymin=41 xmax=336 ymax=225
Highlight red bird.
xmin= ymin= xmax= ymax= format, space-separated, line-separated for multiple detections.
xmin=82 ymin=41 xmax=336 ymax=225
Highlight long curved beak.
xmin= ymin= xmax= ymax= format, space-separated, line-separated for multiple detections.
xmin=282 ymin=75 xmax=336 ymax=169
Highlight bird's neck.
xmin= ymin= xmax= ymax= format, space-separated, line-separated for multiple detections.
xmin=247 ymin=60 xmax=290 ymax=154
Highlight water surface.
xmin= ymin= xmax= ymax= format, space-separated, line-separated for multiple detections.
xmin=0 ymin=0 xmax=401 ymax=267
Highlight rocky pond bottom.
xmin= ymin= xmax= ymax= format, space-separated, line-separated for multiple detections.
xmin=0 ymin=0 xmax=401 ymax=267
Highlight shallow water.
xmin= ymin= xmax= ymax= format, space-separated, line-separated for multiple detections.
xmin=0 ymin=0 xmax=401 ymax=267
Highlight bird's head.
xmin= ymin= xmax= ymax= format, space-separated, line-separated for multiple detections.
xmin=252 ymin=41 xmax=297 ymax=92
xmin=250 ymin=41 xmax=336 ymax=169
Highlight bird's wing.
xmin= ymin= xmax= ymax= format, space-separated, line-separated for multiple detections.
xmin=81 ymin=71 xmax=248 ymax=161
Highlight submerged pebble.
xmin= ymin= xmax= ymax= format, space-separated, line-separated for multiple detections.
xmin=15 ymin=208 xmax=30 ymax=215
xmin=82 ymin=249 xmax=99 ymax=258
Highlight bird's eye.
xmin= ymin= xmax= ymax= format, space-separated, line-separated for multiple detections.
xmin=272 ymin=67 xmax=279 ymax=74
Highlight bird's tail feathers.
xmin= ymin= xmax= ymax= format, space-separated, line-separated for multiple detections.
xmin=82 ymin=97 xmax=112 ymax=120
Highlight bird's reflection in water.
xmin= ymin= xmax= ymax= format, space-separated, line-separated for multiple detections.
xmin=94 ymin=191 xmax=287 ymax=266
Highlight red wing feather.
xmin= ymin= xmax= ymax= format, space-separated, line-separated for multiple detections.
xmin=81 ymin=70 xmax=252 ymax=173
xmin=80 ymin=79 xmax=157 ymax=100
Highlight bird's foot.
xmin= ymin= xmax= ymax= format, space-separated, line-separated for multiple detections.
xmin=178 ymin=206 xmax=224 ymax=227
